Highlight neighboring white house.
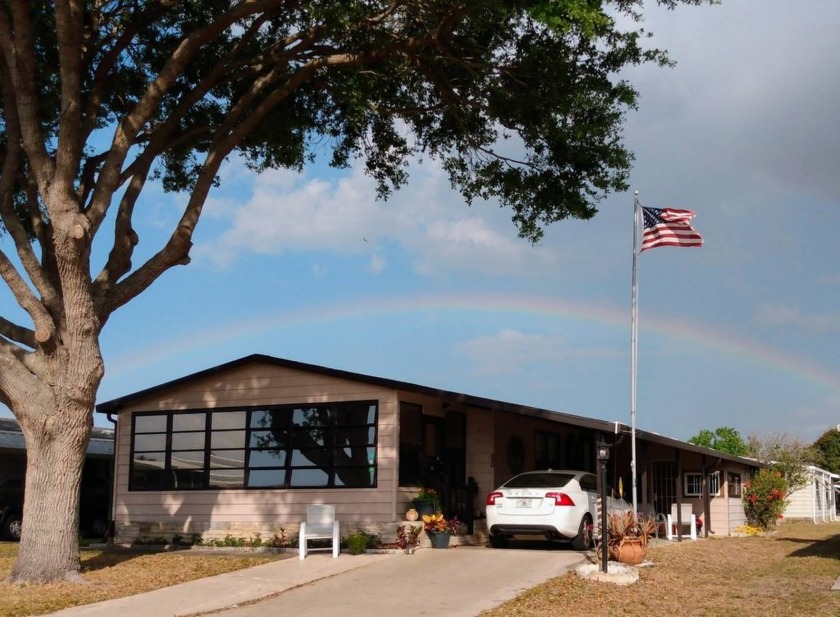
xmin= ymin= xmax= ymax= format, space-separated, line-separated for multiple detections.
xmin=784 ymin=465 xmax=838 ymax=523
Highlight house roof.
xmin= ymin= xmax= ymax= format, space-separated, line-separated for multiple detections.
xmin=0 ymin=417 xmax=114 ymax=458
xmin=95 ymin=353 xmax=761 ymax=467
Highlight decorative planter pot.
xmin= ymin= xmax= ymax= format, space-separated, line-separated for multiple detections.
xmin=610 ymin=538 xmax=647 ymax=565
xmin=428 ymin=531 xmax=451 ymax=549
xmin=414 ymin=502 xmax=436 ymax=518
xmin=405 ymin=508 xmax=419 ymax=522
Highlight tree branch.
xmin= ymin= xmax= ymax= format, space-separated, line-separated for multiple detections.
xmin=0 ymin=317 xmax=36 ymax=349
xmin=53 ymin=0 xmax=85 ymax=193
xmin=85 ymin=0 xmax=285 ymax=232
xmin=91 ymin=13 xmax=274 ymax=300
xmin=0 ymin=51 xmax=62 ymax=322
xmin=0 ymin=249 xmax=56 ymax=344
xmin=0 ymin=2 xmax=55 ymax=195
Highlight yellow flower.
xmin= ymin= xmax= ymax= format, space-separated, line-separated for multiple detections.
xmin=422 ymin=512 xmax=460 ymax=534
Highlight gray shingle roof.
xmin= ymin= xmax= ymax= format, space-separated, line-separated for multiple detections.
xmin=0 ymin=418 xmax=113 ymax=457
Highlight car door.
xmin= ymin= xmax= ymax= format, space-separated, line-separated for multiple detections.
xmin=578 ymin=473 xmax=599 ymax=518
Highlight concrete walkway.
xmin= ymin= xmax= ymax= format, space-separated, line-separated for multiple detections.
xmin=47 ymin=546 xmax=587 ymax=617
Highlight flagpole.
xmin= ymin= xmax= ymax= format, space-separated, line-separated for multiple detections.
xmin=630 ymin=191 xmax=640 ymax=516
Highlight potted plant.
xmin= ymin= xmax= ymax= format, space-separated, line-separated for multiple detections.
xmin=411 ymin=487 xmax=440 ymax=517
xmin=422 ymin=512 xmax=461 ymax=549
xmin=606 ymin=511 xmax=656 ymax=565
xmin=395 ymin=524 xmax=422 ymax=554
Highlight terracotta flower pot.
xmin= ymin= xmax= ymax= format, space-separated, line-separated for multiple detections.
xmin=610 ymin=538 xmax=647 ymax=565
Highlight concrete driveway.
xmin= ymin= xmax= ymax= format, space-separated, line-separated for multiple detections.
xmin=216 ymin=545 xmax=587 ymax=617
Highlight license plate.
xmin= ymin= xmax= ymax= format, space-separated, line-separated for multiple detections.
xmin=516 ymin=499 xmax=531 ymax=508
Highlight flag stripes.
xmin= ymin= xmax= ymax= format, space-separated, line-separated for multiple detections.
xmin=640 ymin=207 xmax=703 ymax=252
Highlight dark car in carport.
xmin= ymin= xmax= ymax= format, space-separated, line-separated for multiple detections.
xmin=0 ymin=468 xmax=111 ymax=541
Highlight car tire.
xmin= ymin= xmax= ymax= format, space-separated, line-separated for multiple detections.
xmin=571 ymin=514 xmax=593 ymax=551
xmin=2 ymin=511 xmax=23 ymax=541
xmin=489 ymin=534 xmax=509 ymax=549
xmin=87 ymin=517 xmax=110 ymax=539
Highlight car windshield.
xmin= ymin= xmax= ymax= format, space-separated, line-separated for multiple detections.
xmin=503 ymin=472 xmax=575 ymax=488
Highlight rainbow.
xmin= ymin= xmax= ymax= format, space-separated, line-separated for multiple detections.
xmin=105 ymin=292 xmax=840 ymax=395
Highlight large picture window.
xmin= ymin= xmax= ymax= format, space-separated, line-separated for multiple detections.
xmin=130 ymin=401 xmax=378 ymax=491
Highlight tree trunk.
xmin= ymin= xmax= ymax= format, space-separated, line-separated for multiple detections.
xmin=8 ymin=402 xmax=93 ymax=583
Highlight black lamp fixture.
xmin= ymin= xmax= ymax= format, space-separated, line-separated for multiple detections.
xmin=597 ymin=439 xmax=610 ymax=464
xmin=596 ymin=435 xmax=610 ymax=573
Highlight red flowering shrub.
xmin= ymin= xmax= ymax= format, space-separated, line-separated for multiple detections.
xmin=742 ymin=469 xmax=789 ymax=530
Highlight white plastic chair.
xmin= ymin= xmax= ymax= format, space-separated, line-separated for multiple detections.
xmin=299 ymin=504 xmax=340 ymax=560
xmin=666 ymin=503 xmax=697 ymax=541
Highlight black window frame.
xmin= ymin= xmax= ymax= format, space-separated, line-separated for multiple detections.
xmin=129 ymin=401 xmax=378 ymax=491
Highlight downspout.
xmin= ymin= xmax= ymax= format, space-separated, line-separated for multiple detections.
xmin=106 ymin=412 xmax=118 ymax=540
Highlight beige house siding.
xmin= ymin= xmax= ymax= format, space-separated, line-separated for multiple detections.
xmin=465 ymin=406 xmax=494 ymax=517
xmin=113 ymin=362 xmax=399 ymax=542
xmin=102 ymin=355 xmax=764 ymax=545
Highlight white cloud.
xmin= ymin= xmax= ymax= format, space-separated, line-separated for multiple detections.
xmin=369 ymin=253 xmax=386 ymax=274
xmin=456 ymin=329 xmax=565 ymax=376
xmin=752 ymin=303 xmax=839 ymax=333
xmin=193 ymin=160 xmax=561 ymax=279
xmin=456 ymin=329 xmax=621 ymax=377
xmin=633 ymin=1 xmax=840 ymax=202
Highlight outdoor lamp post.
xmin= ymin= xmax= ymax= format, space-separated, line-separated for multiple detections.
xmin=596 ymin=435 xmax=610 ymax=573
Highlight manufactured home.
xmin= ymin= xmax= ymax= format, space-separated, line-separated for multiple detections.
xmin=96 ymin=355 xmax=761 ymax=543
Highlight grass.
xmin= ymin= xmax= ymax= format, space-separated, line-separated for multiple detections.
xmin=0 ymin=544 xmax=291 ymax=617
xmin=481 ymin=520 xmax=840 ymax=617
xmin=2 ymin=521 xmax=840 ymax=616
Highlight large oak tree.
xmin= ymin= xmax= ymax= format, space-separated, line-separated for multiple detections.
xmin=0 ymin=0 xmax=705 ymax=583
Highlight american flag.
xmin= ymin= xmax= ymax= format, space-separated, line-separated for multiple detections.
xmin=640 ymin=207 xmax=703 ymax=253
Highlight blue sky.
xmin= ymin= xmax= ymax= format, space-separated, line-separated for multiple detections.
xmin=3 ymin=0 xmax=839 ymax=444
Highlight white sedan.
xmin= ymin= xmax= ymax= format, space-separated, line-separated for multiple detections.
xmin=485 ymin=469 xmax=631 ymax=550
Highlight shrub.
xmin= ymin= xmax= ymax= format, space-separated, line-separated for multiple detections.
xmin=395 ymin=524 xmax=422 ymax=550
xmin=743 ymin=469 xmax=789 ymax=530
xmin=265 ymin=528 xmax=289 ymax=548
xmin=345 ymin=530 xmax=370 ymax=555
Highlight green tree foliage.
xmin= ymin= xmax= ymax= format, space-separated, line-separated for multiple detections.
xmin=746 ymin=432 xmax=815 ymax=493
xmin=0 ymin=0 xmax=710 ymax=583
xmin=742 ymin=469 xmax=788 ymax=530
xmin=811 ymin=427 xmax=840 ymax=475
xmin=688 ymin=427 xmax=749 ymax=457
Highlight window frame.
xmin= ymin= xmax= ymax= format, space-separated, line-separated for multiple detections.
xmin=683 ymin=471 xmax=721 ymax=498
xmin=727 ymin=472 xmax=742 ymax=497
xmin=129 ymin=401 xmax=378 ymax=492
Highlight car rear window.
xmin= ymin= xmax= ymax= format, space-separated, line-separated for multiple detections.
xmin=503 ymin=473 xmax=574 ymax=488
